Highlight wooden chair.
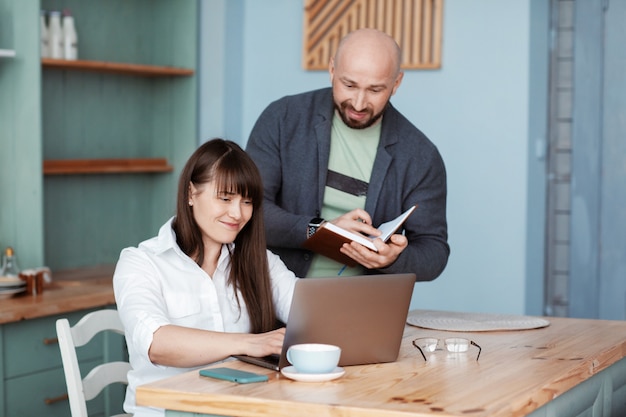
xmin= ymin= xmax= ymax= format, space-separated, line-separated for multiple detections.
xmin=56 ymin=309 xmax=132 ymax=417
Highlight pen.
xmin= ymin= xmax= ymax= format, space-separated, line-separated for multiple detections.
xmin=338 ymin=265 xmax=347 ymax=275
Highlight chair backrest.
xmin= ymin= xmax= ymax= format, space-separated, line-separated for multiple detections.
xmin=56 ymin=309 xmax=132 ymax=417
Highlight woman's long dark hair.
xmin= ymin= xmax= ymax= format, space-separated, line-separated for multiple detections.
xmin=172 ymin=139 xmax=275 ymax=333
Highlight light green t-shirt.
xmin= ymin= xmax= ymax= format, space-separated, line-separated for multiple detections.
xmin=307 ymin=113 xmax=381 ymax=277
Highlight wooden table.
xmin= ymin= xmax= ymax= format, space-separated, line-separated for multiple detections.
xmin=136 ymin=312 xmax=626 ymax=417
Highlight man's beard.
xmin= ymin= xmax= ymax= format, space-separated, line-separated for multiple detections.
xmin=335 ymin=100 xmax=386 ymax=129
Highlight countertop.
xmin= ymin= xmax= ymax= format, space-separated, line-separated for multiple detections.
xmin=0 ymin=265 xmax=116 ymax=324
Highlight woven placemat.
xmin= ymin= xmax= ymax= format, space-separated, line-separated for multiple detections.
xmin=407 ymin=310 xmax=550 ymax=332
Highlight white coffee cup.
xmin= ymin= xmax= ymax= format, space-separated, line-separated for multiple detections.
xmin=286 ymin=343 xmax=341 ymax=374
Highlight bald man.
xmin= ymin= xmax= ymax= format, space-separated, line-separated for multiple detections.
xmin=246 ymin=29 xmax=449 ymax=281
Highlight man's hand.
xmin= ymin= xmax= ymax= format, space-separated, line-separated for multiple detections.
xmin=330 ymin=209 xmax=379 ymax=237
xmin=331 ymin=209 xmax=408 ymax=269
xmin=340 ymin=233 xmax=408 ymax=269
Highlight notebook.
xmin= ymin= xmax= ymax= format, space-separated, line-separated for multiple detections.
xmin=302 ymin=206 xmax=417 ymax=266
xmin=233 ymin=273 xmax=416 ymax=371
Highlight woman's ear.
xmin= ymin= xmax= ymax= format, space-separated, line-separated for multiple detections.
xmin=188 ymin=182 xmax=197 ymax=202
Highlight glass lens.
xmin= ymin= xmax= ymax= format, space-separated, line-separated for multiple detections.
xmin=444 ymin=338 xmax=470 ymax=353
xmin=414 ymin=337 xmax=439 ymax=352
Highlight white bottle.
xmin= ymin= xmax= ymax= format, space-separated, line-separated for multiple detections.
xmin=48 ymin=10 xmax=63 ymax=59
xmin=40 ymin=10 xmax=49 ymax=58
xmin=62 ymin=10 xmax=78 ymax=60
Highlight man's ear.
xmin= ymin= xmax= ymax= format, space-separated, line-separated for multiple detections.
xmin=391 ymin=71 xmax=404 ymax=96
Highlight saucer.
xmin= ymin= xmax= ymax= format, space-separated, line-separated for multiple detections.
xmin=0 ymin=287 xmax=26 ymax=299
xmin=0 ymin=277 xmax=26 ymax=288
xmin=280 ymin=366 xmax=345 ymax=382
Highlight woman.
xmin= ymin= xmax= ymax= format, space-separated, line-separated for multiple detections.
xmin=113 ymin=139 xmax=298 ymax=417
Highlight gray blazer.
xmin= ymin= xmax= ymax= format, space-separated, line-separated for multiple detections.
xmin=246 ymin=88 xmax=449 ymax=280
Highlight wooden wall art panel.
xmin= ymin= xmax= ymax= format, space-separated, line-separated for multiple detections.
xmin=303 ymin=0 xmax=443 ymax=70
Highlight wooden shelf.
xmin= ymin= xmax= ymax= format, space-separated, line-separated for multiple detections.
xmin=43 ymin=158 xmax=174 ymax=175
xmin=42 ymin=58 xmax=194 ymax=77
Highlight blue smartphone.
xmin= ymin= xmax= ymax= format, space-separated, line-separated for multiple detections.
xmin=199 ymin=367 xmax=269 ymax=384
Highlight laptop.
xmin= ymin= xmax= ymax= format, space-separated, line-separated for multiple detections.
xmin=233 ymin=273 xmax=415 ymax=371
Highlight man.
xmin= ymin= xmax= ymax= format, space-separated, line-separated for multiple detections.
xmin=246 ymin=28 xmax=449 ymax=280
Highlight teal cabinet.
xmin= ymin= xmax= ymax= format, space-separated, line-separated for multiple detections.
xmin=0 ymin=4 xmax=198 ymax=414
xmin=0 ymin=0 xmax=198 ymax=271
xmin=0 ymin=306 xmax=127 ymax=417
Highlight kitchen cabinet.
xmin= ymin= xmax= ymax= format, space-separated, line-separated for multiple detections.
xmin=0 ymin=268 xmax=125 ymax=416
xmin=0 ymin=0 xmax=198 ymax=272
xmin=1 ymin=306 xmax=126 ymax=417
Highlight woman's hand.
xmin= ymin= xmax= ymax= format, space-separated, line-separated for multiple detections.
xmin=242 ymin=327 xmax=286 ymax=357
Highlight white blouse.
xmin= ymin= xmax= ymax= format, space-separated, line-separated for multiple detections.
xmin=113 ymin=218 xmax=298 ymax=417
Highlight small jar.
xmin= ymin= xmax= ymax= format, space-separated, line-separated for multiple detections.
xmin=0 ymin=247 xmax=20 ymax=278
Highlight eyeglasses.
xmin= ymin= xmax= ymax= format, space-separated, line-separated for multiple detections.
xmin=412 ymin=337 xmax=482 ymax=361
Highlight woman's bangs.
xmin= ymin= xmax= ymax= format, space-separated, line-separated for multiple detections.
xmin=214 ymin=160 xmax=261 ymax=203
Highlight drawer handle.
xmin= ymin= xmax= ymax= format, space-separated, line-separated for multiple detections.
xmin=43 ymin=337 xmax=58 ymax=345
xmin=45 ymin=393 xmax=68 ymax=405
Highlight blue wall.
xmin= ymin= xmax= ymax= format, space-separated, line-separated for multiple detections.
xmin=199 ymin=0 xmax=549 ymax=315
